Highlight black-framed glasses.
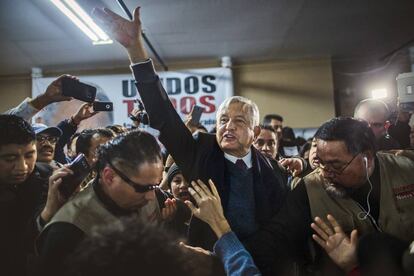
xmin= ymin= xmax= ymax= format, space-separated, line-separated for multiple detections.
xmin=36 ymin=135 xmax=58 ymax=144
xmin=315 ymin=153 xmax=360 ymax=175
xmin=107 ymin=161 xmax=158 ymax=193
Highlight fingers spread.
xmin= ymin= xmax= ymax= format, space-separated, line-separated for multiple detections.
xmin=311 ymin=222 xmax=329 ymax=241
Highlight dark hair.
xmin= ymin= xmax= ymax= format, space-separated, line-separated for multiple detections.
xmin=0 ymin=115 xmax=35 ymax=147
xmin=315 ymin=117 xmax=376 ymax=155
xmin=76 ymin=128 xmax=115 ymax=156
xmin=96 ymin=130 xmax=162 ymax=174
xmin=65 ymin=217 xmax=211 ymax=276
xmin=106 ymin=124 xmax=127 ymax=135
xmin=299 ymin=141 xmax=312 ymax=158
xmin=66 ymin=132 xmax=81 ymax=150
xmin=263 ymin=114 xmax=283 ymax=125
xmin=282 ymin=127 xmax=296 ymax=141
xmin=260 ymin=124 xmax=276 ymax=133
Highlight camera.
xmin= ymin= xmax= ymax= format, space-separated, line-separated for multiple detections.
xmin=93 ymin=101 xmax=113 ymax=112
xmin=129 ymin=99 xmax=149 ymax=125
xmin=396 ymin=72 xmax=414 ymax=112
xmin=59 ymin=154 xmax=91 ymax=198
xmin=62 ymin=78 xmax=96 ymax=103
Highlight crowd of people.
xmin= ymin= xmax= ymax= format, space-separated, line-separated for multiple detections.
xmin=1 ymin=5 xmax=414 ymax=276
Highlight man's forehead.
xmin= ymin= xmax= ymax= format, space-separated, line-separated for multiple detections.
xmin=316 ymin=140 xmax=350 ymax=159
xmin=258 ymin=129 xmax=276 ymax=139
xmin=0 ymin=142 xmax=36 ymax=155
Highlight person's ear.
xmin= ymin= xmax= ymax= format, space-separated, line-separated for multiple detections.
xmin=101 ymin=166 xmax=115 ymax=187
xmin=253 ymin=126 xmax=261 ymax=138
xmin=384 ymin=120 xmax=391 ymax=131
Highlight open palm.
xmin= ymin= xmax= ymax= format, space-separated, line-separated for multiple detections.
xmin=311 ymin=214 xmax=358 ymax=272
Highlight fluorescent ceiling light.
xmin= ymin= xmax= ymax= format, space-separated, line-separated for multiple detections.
xmin=371 ymin=88 xmax=387 ymax=99
xmin=51 ymin=0 xmax=112 ymax=45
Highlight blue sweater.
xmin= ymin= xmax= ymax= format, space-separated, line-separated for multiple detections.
xmin=214 ymin=231 xmax=261 ymax=276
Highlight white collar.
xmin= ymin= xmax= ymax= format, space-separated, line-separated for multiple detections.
xmin=224 ymin=150 xmax=252 ymax=169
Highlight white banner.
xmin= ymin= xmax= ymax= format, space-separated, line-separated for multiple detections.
xmin=32 ymin=67 xmax=233 ymax=132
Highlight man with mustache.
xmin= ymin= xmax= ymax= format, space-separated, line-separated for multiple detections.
xmin=247 ymin=117 xmax=414 ymax=275
xmin=36 ymin=130 xmax=182 ymax=274
xmin=32 ymin=123 xmax=63 ymax=170
xmin=93 ymin=6 xmax=290 ymax=252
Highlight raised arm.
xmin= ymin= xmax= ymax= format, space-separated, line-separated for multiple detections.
xmin=93 ymin=6 xmax=199 ymax=180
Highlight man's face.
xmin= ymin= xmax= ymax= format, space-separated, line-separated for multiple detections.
xmin=308 ymin=138 xmax=318 ymax=169
xmin=36 ymin=133 xmax=58 ymax=163
xmin=86 ymin=134 xmax=112 ymax=167
xmin=216 ymin=102 xmax=257 ymax=157
xmin=0 ymin=142 xmax=37 ymax=185
xmin=355 ymin=107 xmax=387 ymax=139
xmin=254 ymin=129 xmax=278 ymax=159
xmin=270 ymin=119 xmax=283 ymax=140
xmin=104 ymin=161 xmax=163 ymax=210
xmin=316 ymin=140 xmax=367 ymax=198
xmin=170 ymin=173 xmax=191 ymax=202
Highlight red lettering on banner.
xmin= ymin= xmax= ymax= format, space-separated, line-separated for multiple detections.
xmin=199 ymin=95 xmax=216 ymax=113
xmin=123 ymin=100 xmax=135 ymax=115
xmin=170 ymin=98 xmax=177 ymax=109
xmin=180 ymin=97 xmax=196 ymax=114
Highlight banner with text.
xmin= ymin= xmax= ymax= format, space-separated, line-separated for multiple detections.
xmin=32 ymin=67 xmax=233 ymax=132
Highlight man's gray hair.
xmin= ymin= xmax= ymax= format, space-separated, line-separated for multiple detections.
xmin=216 ymin=96 xmax=260 ymax=127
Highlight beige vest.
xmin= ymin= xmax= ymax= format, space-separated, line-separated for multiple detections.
xmin=305 ymin=151 xmax=414 ymax=241
xmin=37 ymin=181 xmax=162 ymax=249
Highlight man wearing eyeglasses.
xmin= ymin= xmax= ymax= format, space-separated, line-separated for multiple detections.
xmin=354 ymin=99 xmax=400 ymax=150
xmin=35 ymin=130 xmax=183 ymax=274
xmin=247 ymin=117 xmax=414 ymax=275
xmin=32 ymin=123 xmax=63 ymax=170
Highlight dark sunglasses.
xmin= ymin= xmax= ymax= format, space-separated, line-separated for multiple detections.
xmin=107 ymin=161 xmax=158 ymax=193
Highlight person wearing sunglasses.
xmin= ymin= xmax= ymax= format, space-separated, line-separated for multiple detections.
xmin=36 ymin=130 xmax=183 ymax=275
xmin=246 ymin=117 xmax=414 ymax=275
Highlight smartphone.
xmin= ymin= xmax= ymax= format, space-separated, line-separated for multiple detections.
xmin=189 ymin=105 xmax=203 ymax=126
xmin=62 ymin=78 xmax=97 ymax=103
xmin=93 ymin=101 xmax=113 ymax=111
xmin=59 ymin=154 xmax=91 ymax=198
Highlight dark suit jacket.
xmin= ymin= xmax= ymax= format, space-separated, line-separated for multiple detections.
xmin=132 ymin=60 xmax=288 ymax=249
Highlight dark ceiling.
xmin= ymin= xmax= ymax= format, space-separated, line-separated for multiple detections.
xmin=1 ymin=0 xmax=414 ymax=76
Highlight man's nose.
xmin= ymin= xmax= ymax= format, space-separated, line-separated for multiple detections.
xmin=15 ymin=157 xmax=28 ymax=172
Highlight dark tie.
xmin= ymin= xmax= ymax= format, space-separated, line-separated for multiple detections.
xmin=235 ymin=159 xmax=248 ymax=171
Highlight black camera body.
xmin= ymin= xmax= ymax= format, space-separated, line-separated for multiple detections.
xmin=397 ymin=72 xmax=414 ymax=112
xmin=93 ymin=101 xmax=113 ymax=112
xmin=59 ymin=154 xmax=91 ymax=198
xmin=62 ymin=78 xmax=96 ymax=103
xmin=129 ymin=99 xmax=149 ymax=125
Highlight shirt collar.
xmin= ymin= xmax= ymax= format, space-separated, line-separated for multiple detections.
xmin=224 ymin=150 xmax=252 ymax=169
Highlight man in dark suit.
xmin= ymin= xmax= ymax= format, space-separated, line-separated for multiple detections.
xmin=93 ymin=6 xmax=289 ymax=250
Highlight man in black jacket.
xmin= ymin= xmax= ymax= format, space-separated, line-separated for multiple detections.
xmin=0 ymin=115 xmax=52 ymax=276
xmin=93 ymin=6 xmax=289 ymax=250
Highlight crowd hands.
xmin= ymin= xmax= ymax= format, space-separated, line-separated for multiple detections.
xmin=1 ymin=4 xmax=414 ymax=276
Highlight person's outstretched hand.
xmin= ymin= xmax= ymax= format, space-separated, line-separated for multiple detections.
xmin=92 ymin=6 xmax=148 ymax=63
xmin=311 ymin=214 xmax=358 ymax=272
xmin=185 ymin=179 xmax=231 ymax=238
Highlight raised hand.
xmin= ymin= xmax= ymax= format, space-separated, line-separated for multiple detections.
xmin=31 ymin=75 xmax=75 ymax=110
xmin=311 ymin=214 xmax=358 ymax=272
xmin=92 ymin=7 xmax=148 ymax=63
xmin=40 ymin=166 xmax=74 ymax=223
xmin=279 ymin=157 xmax=304 ymax=177
xmin=71 ymin=103 xmax=98 ymax=125
xmin=185 ymin=179 xmax=231 ymax=238
xmin=161 ymin=198 xmax=177 ymax=221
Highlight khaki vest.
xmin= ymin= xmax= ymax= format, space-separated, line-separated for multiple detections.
xmin=37 ymin=181 xmax=162 ymax=252
xmin=305 ymin=151 xmax=414 ymax=241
